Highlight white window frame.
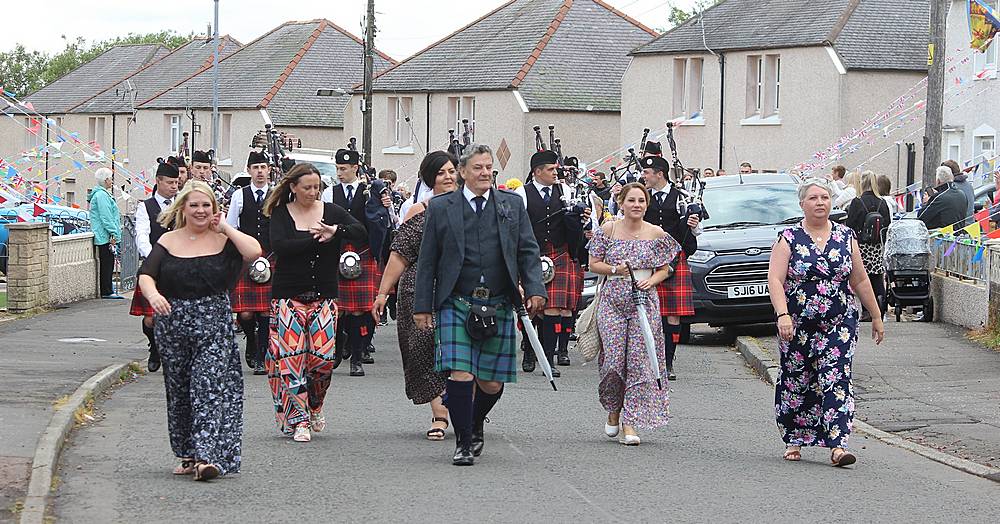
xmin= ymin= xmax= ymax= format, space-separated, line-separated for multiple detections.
xmin=384 ymin=96 xmax=415 ymax=154
xmin=85 ymin=117 xmax=106 ymax=162
xmin=24 ymin=117 xmax=43 ymax=153
xmin=168 ymin=114 xmax=181 ymax=155
xmin=742 ymin=53 xmax=782 ymax=126
xmin=974 ymin=125 xmax=997 ymax=164
xmin=774 ymin=56 xmax=781 ymax=112
xmin=448 ymin=96 xmax=476 ymax=142
xmin=755 ymin=56 xmax=764 ymax=113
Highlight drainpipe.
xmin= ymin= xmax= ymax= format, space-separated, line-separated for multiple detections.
xmin=425 ymin=92 xmax=431 ymax=154
xmin=718 ymin=53 xmax=725 ymax=170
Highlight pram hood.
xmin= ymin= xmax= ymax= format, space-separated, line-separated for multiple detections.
xmin=884 ymin=219 xmax=931 ymax=257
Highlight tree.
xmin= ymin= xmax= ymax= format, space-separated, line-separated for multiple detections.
xmin=667 ymin=0 xmax=723 ymax=29
xmin=0 ymin=31 xmax=194 ymax=97
xmin=0 ymin=45 xmax=49 ymax=95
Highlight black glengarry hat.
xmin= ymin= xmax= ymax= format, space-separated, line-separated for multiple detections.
xmin=247 ymin=150 xmax=269 ymax=167
xmin=192 ymin=150 xmax=212 ymax=164
xmin=642 ymin=141 xmax=663 ymax=156
xmin=156 ymin=160 xmax=180 ymax=179
xmin=336 ymin=149 xmax=360 ymax=165
xmin=640 ymin=155 xmax=670 ymax=174
xmin=530 ymin=150 xmax=559 ymax=170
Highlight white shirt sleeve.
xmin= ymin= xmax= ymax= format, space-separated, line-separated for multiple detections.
xmin=226 ymin=188 xmax=243 ymax=228
xmin=513 ymin=186 xmax=528 ymax=208
xmin=833 ymin=187 xmax=856 ymax=209
xmin=135 ymin=201 xmax=152 ymax=258
xmin=321 ymin=185 xmax=334 ymax=204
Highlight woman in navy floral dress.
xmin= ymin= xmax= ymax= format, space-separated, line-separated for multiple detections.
xmin=767 ymin=179 xmax=885 ymax=467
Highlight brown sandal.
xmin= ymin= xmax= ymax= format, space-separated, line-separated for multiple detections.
xmin=426 ymin=417 xmax=449 ymax=441
xmin=783 ymin=447 xmax=801 ymax=461
xmin=173 ymin=458 xmax=196 ymax=475
xmin=831 ymin=448 xmax=856 ymax=467
xmin=193 ymin=462 xmax=220 ymax=481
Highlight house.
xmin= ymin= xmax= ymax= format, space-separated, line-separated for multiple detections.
xmin=943 ymin=0 xmax=999 ymax=184
xmin=133 ymin=19 xmax=394 ymax=181
xmin=342 ymin=0 xmax=657 ymax=184
xmin=622 ymin=0 xmax=930 ymax=187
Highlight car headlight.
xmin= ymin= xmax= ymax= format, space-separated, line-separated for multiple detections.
xmin=688 ymin=249 xmax=716 ymax=264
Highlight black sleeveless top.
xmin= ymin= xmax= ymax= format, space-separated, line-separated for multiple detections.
xmin=138 ymin=240 xmax=242 ymax=299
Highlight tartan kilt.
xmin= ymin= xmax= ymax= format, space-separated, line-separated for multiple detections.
xmin=230 ymin=263 xmax=273 ymax=313
xmin=128 ymin=285 xmax=155 ymax=317
xmin=542 ymin=244 xmax=582 ymax=311
xmin=656 ymin=252 xmax=695 ymax=317
xmin=435 ymin=295 xmax=518 ymax=383
xmin=336 ymin=243 xmax=381 ymax=314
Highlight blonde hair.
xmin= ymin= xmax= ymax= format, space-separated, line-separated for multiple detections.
xmin=843 ymin=170 xmax=862 ymax=196
xmin=860 ymin=171 xmax=881 ymax=197
xmin=158 ymin=181 xmax=218 ymax=228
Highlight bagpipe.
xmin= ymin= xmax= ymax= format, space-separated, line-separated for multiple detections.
xmin=608 ymin=127 xmax=650 ymax=186
xmin=663 ymin=122 xmax=707 ymax=221
xmin=339 ymin=137 xmax=396 ymax=276
xmin=447 ymin=118 xmax=474 ymax=161
xmin=250 ymin=111 xmax=301 ymax=183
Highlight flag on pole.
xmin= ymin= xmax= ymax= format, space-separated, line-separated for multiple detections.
xmin=970 ymin=0 xmax=1000 ymax=51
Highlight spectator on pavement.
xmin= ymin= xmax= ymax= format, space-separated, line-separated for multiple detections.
xmin=834 ymin=170 xmax=860 ymax=209
xmin=846 ymin=171 xmax=891 ymax=319
xmin=826 ymin=165 xmax=847 ymax=202
xmin=943 ymin=159 xmax=974 ymax=225
xmin=717 ymin=169 xmax=728 ymax=177
xmin=590 ymin=171 xmax=612 ymax=203
xmin=918 ymin=166 xmax=968 ymax=230
xmin=703 ymin=168 xmax=716 ymax=178
xmin=876 ymin=174 xmax=900 ymax=215
xmin=739 ymin=162 xmax=753 ymax=175
xmin=137 ymin=181 xmax=261 ymax=481
xmin=767 ymin=177 xmax=884 ymax=467
xmin=89 ymin=168 xmax=123 ymax=299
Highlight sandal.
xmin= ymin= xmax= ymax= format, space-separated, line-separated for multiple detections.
xmin=310 ymin=410 xmax=326 ymax=433
xmin=426 ymin=417 xmax=449 ymax=441
xmin=831 ymin=448 xmax=856 ymax=467
xmin=172 ymin=458 xmax=196 ymax=475
xmin=193 ymin=462 xmax=220 ymax=481
xmin=293 ymin=423 xmax=312 ymax=442
xmin=783 ymin=447 xmax=801 ymax=462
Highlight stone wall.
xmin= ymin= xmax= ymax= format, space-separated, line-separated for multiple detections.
xmin=49 ymin=233 xmax=98 ymax=305
xmin=5 ymin=223 xmax=50 ymax=312
xmin=931 ymin=273 xmax=988 ymax=330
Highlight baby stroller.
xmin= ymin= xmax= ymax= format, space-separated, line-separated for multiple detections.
xmin=883 ymin=219 xmax=933 ymax=322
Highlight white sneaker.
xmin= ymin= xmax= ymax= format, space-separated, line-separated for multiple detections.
xmin=293 ymin=424 xmax=311 ymax=442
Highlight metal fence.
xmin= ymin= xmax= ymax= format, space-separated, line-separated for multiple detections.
xmin=931 ymin=238 xmax=988 ymax=283
xmin=118 ymin=215 xmax=140 ymax=292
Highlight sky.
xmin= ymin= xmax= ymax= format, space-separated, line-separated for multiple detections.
xmin=3 ymin=0 xmax=698 ymax=60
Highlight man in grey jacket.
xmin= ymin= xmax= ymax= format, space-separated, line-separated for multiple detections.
xmin=414 ymin=143 xmax=547 ymax=466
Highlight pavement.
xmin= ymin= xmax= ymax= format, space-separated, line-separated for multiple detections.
xmin=0 ymin=298 xmax=147 ymax=522
xmin=48 ymin=323 xmax=1000 ymax=522
xmin=753 ymin=317 xmax=1000 ymax=470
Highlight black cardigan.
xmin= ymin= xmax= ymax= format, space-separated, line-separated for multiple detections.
xmin=269 ymin=203 xmax=367 ymax=299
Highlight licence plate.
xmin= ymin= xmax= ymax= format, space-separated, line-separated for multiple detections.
xmin=727 ymin=284 xmax=768 ymax=298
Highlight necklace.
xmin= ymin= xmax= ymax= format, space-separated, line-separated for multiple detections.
xmin=802 ymin=222 xmax=831 ymax=245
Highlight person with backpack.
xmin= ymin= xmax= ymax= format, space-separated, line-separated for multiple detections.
xmin=846 ymin=171 xmax=891 ymax=320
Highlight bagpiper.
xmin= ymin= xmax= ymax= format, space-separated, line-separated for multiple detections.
xmin=321 ymin=149 xmax=391 ymax=376
xmin=639 ymin=155 xmax=704 ymax=381
xmin=225 ymin=150 xmax=273 ymax=375
xmin=513 ymin=150 xmax=589 ymax=376
xmin=130 ymin=160 xmax=180 ymax=372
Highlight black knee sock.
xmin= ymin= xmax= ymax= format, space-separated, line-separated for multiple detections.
xmin=473 ymin=384 xmax=504 ymax=425
xmin=541 ymin=315 xmax=560 ymax=362
xmin=445 ymin=379 xmax=475 ymax=446
xmin=557 ymin=316 xmax=574 ymax=356
xmin=357 ymin=314 xmax=376 ymax=350
xmin=663 ymin=321 xmax=680 ymax=370
xmin=142 ymin=321 xmax=157 ymax=357
xmin=256 ymin=315 xmax=270 ymax=363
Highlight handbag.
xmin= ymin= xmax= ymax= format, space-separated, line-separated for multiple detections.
xmin=466 ymin=303 xmax=498 ymax=341
xmin=574 ymin=276 xmax=604 ymax=363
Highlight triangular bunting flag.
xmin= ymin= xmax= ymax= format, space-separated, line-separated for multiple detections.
xmin=943 ymin=241 xmax=958 ymax=257
xmin=938 ymin=225 xmax=955 ymax=236
xmin=986 ymin=228 xmax=1000 ymax=240
xmin=964 ymin=222 xmax=982 ymax=239
xmin=972 ymin=246 xmax=985 ymax=263
xmin=32 ymin=203 xmax=45 ymax=216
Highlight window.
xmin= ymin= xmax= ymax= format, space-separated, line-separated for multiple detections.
xmin=974 ymin=0 xmax=999 ymax=79
xmin=24 ymin=117 xmax=43 ymax=151
xmin=448 ymin=96 xmax=476 ymax=141
xmin=87 ymin=117 xmax=105 ymax=149
xmin=387 ymin=96 xmax=413 ymax=147
xmin=672 ymin=58 xmax=704 ymax=120
xmin=65 ymin=191 xmax=76 ymax=206
xmin=744 ymin=54 xmax=781 ymax=122
xmin=974 ymin=128 xmax=996 ymax=163
xmin=219 ymin=113 xmax=232 ymax=163
xmin=167 ymin=114 xmax=181 ymax=155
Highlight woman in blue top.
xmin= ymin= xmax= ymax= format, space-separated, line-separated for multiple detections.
xmin=767 ymin=178 xmax=885 ymax=467
xmin=88 ymin=167 xmax=122 ymax=298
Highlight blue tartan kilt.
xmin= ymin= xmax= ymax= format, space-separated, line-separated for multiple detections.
xmin=435 ymin=295 xmax=518 ymax=383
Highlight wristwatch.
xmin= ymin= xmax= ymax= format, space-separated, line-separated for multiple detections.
xmin=611 ymin=264 xmax=618 ymax=275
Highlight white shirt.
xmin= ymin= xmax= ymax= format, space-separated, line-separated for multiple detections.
xmin=321 ymin=179 xmax=361 ymax=204
xmin=648 ymin=184 xmax=704 ymax=236
xmin=833 ymin=186 xmax=857 ymax=210
xmin=135 ymin=192 xmax=173 ymax=258
xmin=226 ymin=182 xmax=270 ymax=228
xmin=463 ymin=185 xmax=491 ymax=212
xmin=400 ymin=179 xmax=435 ymax=218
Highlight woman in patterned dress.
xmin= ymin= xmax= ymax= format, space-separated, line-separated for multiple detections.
xmin=372 ymin=151 xmax=458 ymax=440
xmin=768 ymin=179 xmax=885 ymax=467
xmin=263 ymin=164 xmax=367 ymax=443
xmin=138 ymin=181 xmax=262 ymax=481
xmin=587 ymin=183 xmax=681 ymax=446
xmin=845 ymin=171 xmax=891 ymax=320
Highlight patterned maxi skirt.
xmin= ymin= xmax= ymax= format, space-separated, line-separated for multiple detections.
xmin=267 ymin=298 xmax=339 ymax=435
xmin=596 ymin=279 xmax=669 ymax=429
xmin=154 ymin=294 xmax=243 ymax=475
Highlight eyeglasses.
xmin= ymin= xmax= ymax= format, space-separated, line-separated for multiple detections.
xmin=801 ymin=177 xmax=833 ymax=189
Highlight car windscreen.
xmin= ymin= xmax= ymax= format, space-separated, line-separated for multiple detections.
xmin=701 ymin=183 xmax=802 ymax=228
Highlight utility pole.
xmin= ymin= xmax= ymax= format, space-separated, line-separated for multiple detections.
xmin=211 ymin=0 xmax=220 ymax=158
xmin=922 ymin=0 xmax=947 ymax=189
xmin=362 ymin=0 xmax=375 ymax=167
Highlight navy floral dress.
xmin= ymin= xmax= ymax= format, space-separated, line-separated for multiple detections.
xmin=775 ymin=222 xmax=859 ymax=449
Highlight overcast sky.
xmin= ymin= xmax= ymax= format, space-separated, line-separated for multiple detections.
xmin=4 ymin=0 xmax=697 ymax=59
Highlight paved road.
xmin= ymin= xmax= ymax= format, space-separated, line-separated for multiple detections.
xmin=54 ymin=325 xmax=998 ymax=522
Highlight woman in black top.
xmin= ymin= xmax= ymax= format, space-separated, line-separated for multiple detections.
xmin=263 ymin=163 xmax=366 ymax=442
xmin=846 ymin=171 xmax=891 ymax=320
xmin=138 ymin=181 xmax=262 ymax=481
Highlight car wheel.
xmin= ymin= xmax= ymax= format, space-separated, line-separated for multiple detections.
xmin=921 ymin=297 xmax=934 ymax=322
xmin=679 ymin=323 xmax=691 ymax=344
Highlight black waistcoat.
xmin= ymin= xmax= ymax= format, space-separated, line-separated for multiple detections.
xmin=332 ymin=182 xmax=369 ymax=236
xmin=525 ymin=183 xmax=567 ymax=249
xmin=238 ymin=185 xmax=271 ymax=253
xmin=457 ymin=196 xmax=511 ymax=298
xmin=644 ymin=187 xmax=697 ymax=255
xmin=143 ymin=198 xmax=169 ymax=245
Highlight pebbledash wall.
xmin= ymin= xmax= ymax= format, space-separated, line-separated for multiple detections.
xmin=342 ymin=90 xmax=622 ymax=188
xmin=4 ymin=223 xmax=97 ymax=312
xmin=620 ymin=46 xmax=927 ymax=190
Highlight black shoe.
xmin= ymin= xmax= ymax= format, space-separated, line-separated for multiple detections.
xmin=471 ymin=420 xmax=486 ymax=457
xmin=147 ymin=348 xmax=161 ymax=373
xmin=331 ymin=352 xmax=342 ymax=370
xmin=569 ymin=332 xmax=578 ymax=341
xmin=550 ymin=363 xmax=561 ymax=378
xmin=667 ymin=369 xmax=677 ymax=381
xmin=522 ymin=353 xmax=536 ymax=373
xmin=253 ymin=363 xmax=266 ymax=376
xmin=368 ymin=342 xmax=376 ymax=353
xmin=557 ymin=354 xmax=570 ymax=366
xmin=350 ymin=362 xmax=365 ymax=377
xmin=362 ymin=351 xmax=375 ymax=364
xmin=452 ymin=443 xmax=475 ymax=466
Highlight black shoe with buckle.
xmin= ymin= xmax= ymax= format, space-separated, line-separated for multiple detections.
xmin=522 ymin=351 xmax=536 ymax=373
xmin=350 ymin=362 xmax=365 ymax=377
xmin=253 ymin=363 xmax=266 ymax=376
xmin=453 ymin=443 xmax=475 ymax=466
xmin=362 ymin=351 xmax=375 ymax=364
xmin=147 ymin=345 xmax=161 ymax=373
